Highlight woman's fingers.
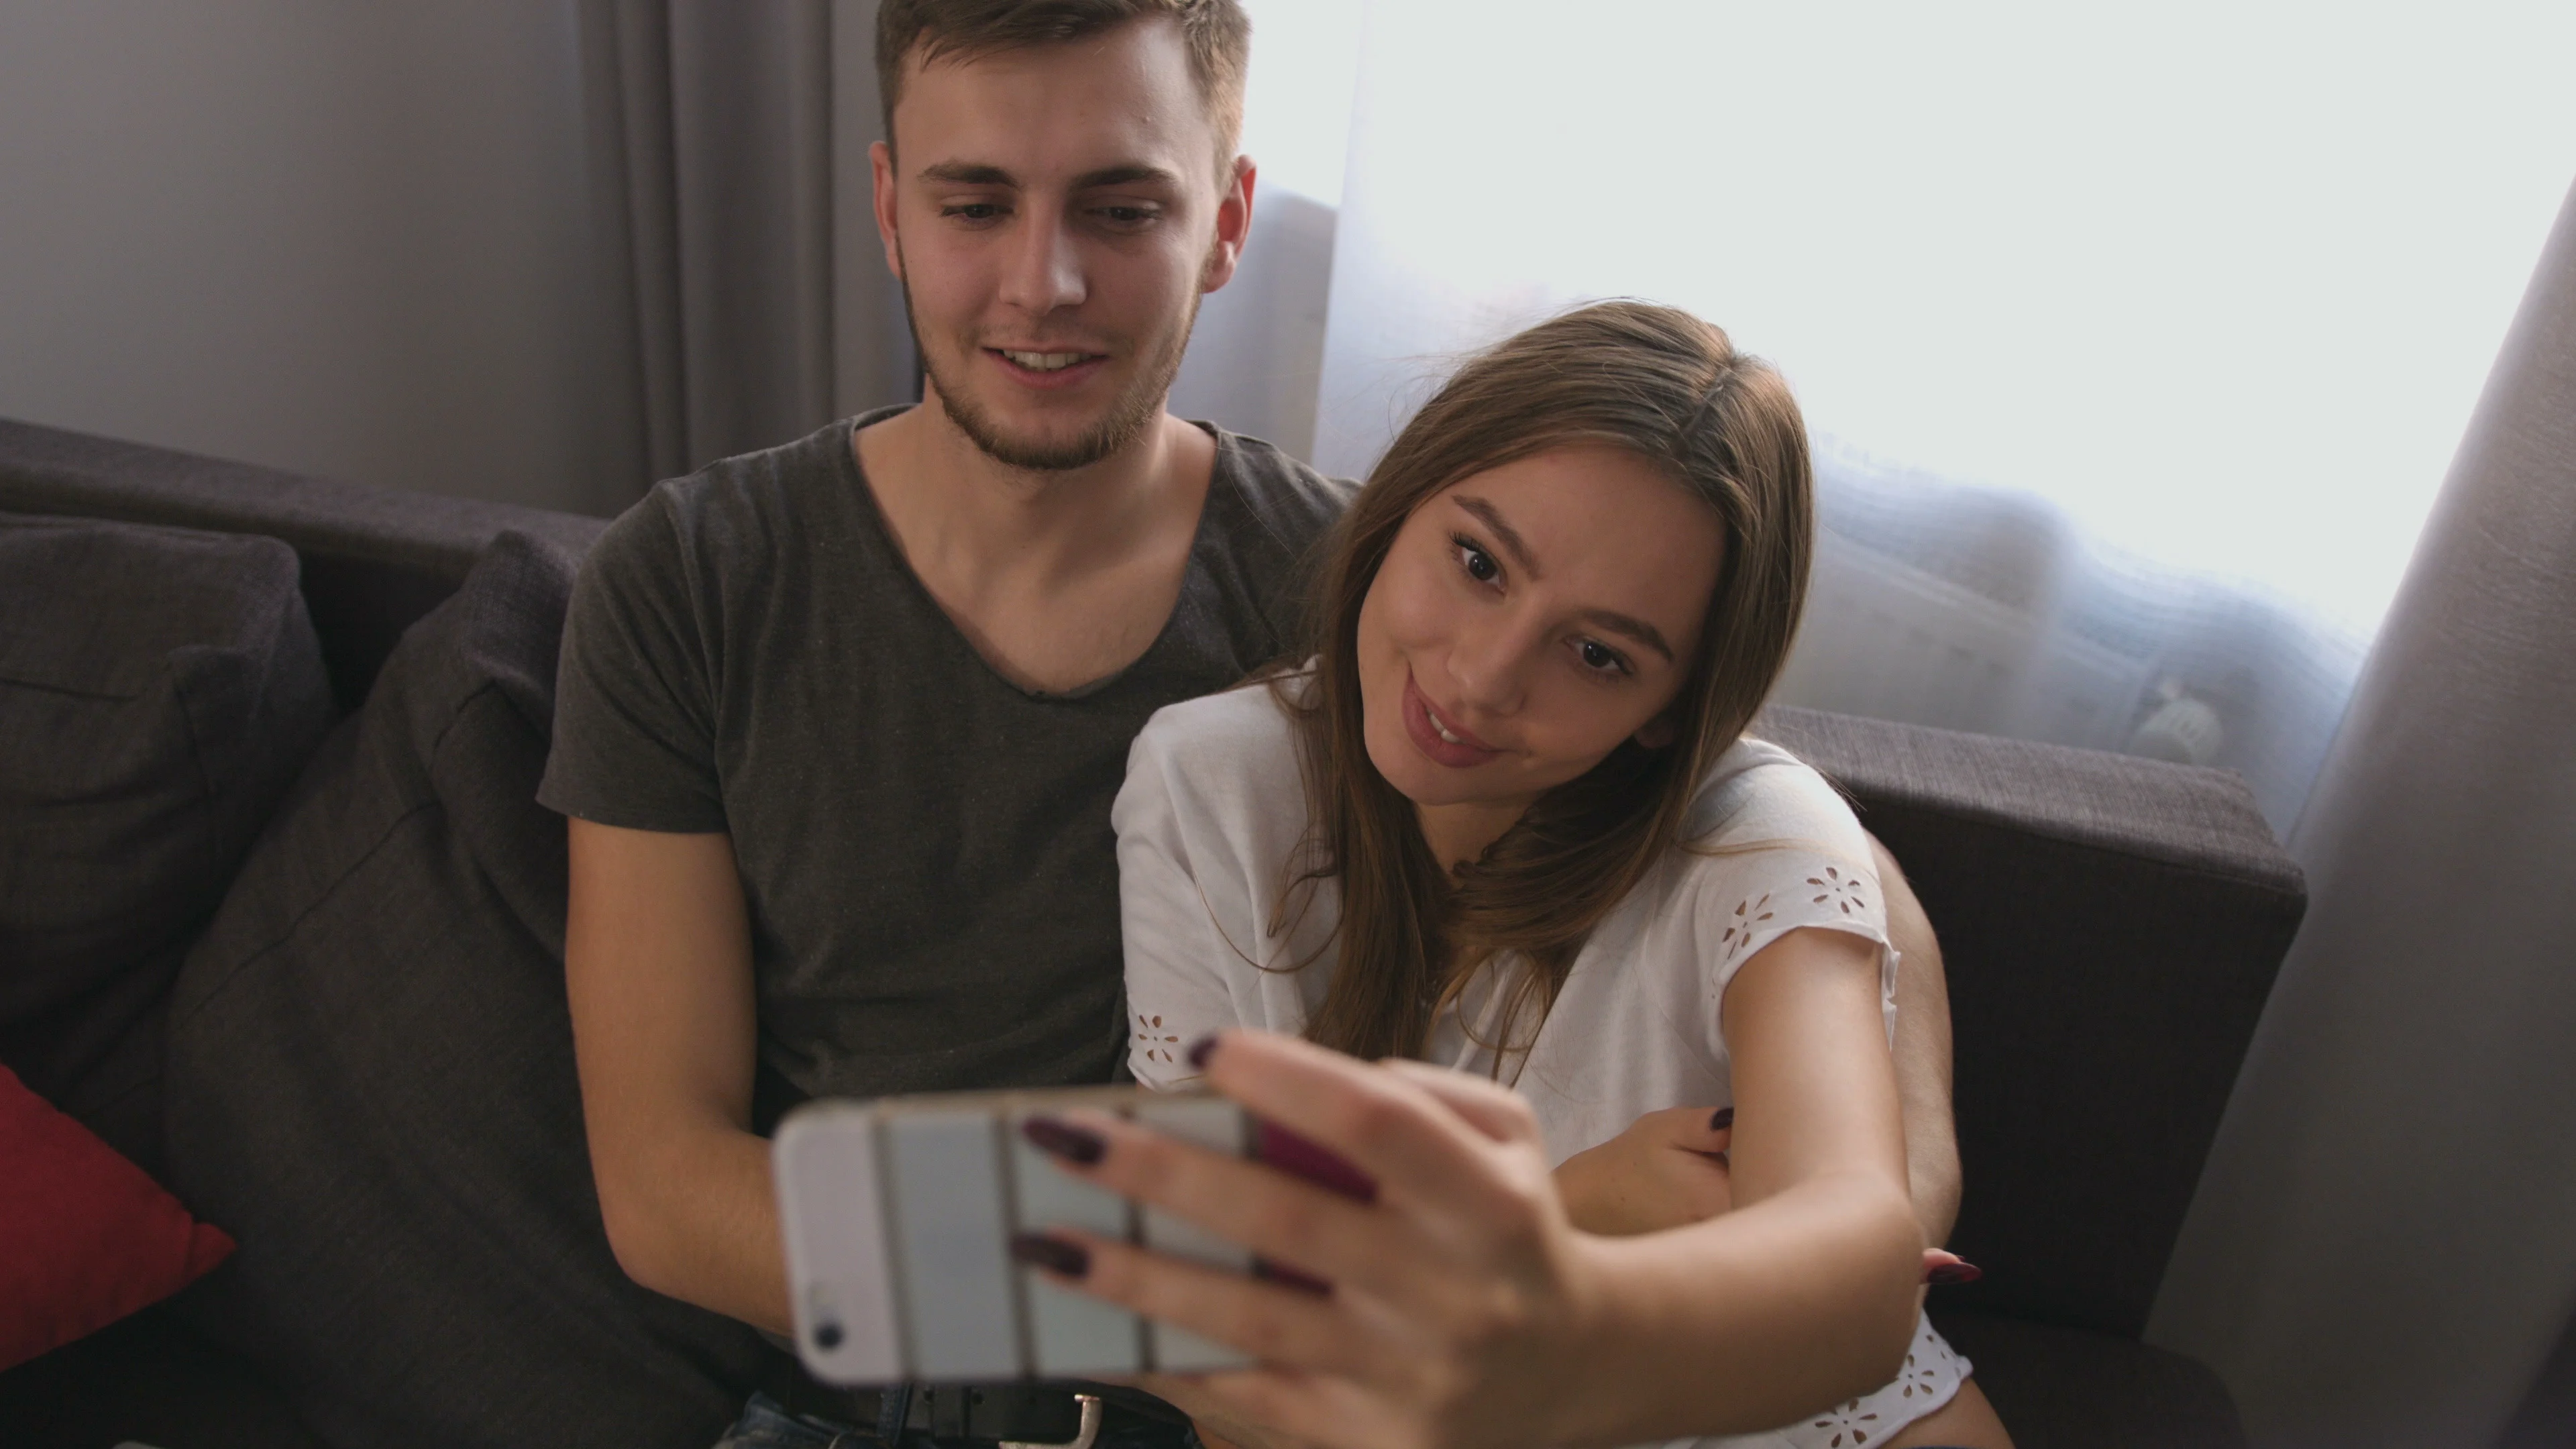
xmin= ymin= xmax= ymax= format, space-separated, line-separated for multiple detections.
xmin=1656 ymin=1103 xmax=1734 ymax=1157
xmin=1195 ymin=1031 xmax=1548 ymax=1228
xmin=1044 ymin=1108 xmax=1445 ymax=1299
xmin=1023 ymin=1225 xmax=1381 ymax=1379
xmin=1377 ymin=1058 xmax=1546 ymax=1143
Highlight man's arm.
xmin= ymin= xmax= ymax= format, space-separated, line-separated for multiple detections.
xmin=1871 ymin=834 xmax=1961 ymax=1248
xmin=565 ymin=818 xmax=791 ymax=1334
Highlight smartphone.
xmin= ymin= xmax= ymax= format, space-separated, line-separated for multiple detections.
xmin=772 ymin=1083 xmax=1372 ymax=1387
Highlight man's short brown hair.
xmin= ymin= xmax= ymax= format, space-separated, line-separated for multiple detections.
xmin=875 ymin=0 xmax=1251 ymax=171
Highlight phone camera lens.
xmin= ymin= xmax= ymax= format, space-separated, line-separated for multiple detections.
xmin=814 ymin=1322 xmax=844 ymax=1350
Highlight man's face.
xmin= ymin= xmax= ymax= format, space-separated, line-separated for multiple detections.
xmin=873 ymin=20 xmax=1251 ymax=472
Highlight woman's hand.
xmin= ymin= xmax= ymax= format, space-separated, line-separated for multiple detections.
xmin=1552 ymin=1106 xmax=1734 ymax=1236
xmin=1015 ymin=1030 xmax=1616 ymax=1449
xmin=1550 ymin=1105 xmax=1978 ymax=1287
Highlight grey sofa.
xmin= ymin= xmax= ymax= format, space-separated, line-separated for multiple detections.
xmin=0 ymin=417 xmax=2304 ymax=1449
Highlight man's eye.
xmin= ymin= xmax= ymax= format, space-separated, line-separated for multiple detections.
xmin=943 ymin=203 xmax=1004 ymax=221
xmin=1453 ymin=536 xmax=1499 ymax=584
xmin=1097 ymin=205 xmax=1157 ymax=225
xmin=1578 ymin=639 xmax=1629 ymax=675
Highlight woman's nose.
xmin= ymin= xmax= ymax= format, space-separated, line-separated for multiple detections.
xmin=1448 ymin=621 xmax=1529 ymax=718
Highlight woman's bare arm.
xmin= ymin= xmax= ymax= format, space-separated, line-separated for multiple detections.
xmin=564 ymin=818 xmax=790 ymax=1334
xmin=1552 ymin=837 xmax=1957 ymax=1249
xmin=1030 ymin=930 xmax=1923 ymax=1449
xmin=1573 ymin=923 xmax=1925 ymax=1432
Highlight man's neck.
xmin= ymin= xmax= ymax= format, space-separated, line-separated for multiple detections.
xmin=856 ymin=386 xmax=1208 ymax=592
xmin=849 ymin=385 xmax=1218 ymax=694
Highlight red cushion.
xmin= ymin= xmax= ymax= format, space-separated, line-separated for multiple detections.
xmin=0 ymin=1063 xmax=233 ymax=1370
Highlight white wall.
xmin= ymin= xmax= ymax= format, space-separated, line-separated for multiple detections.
xmin=0 ymin=2 xmax=635 ymax=514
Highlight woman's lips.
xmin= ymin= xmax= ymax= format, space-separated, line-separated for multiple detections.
xmin=1402 ymin=673 xmax=1503 ymax=768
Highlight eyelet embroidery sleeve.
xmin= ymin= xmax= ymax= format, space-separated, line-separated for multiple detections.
xmin=1686 ymin=751 xmax=1900 ymax=1050
xmin=1112 ymin=725 xmax=1246 ymax=1091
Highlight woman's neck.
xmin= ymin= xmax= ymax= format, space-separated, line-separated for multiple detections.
xmin=1415 ymin=797 xmax=1536 ymax=874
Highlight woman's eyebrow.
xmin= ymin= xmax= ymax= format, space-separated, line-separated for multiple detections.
xmin=1581 ymin=609 xmax=1676 ymax=664
xmin=1452 ymin=496 xmax=1540 ymax=579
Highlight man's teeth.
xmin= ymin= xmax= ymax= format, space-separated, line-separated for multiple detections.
xmin=1003 ymin=350 xmax=1088 ymax=372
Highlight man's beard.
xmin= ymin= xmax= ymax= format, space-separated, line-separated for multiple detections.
xmin=902 ymin=272 xmax=1202 ymax=474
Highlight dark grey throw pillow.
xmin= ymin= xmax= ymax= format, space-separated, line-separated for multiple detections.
xmin=164 ymin=532 xmax=780 ymax=1449
xmin=0 ymin=513 xmax=335 ymax=1179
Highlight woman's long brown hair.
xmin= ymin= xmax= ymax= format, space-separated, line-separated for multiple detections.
xmin=1277 ymin=300 xmax=1814 ymax=1063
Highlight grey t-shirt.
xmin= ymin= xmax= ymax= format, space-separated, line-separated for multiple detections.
xmin=538 ymin=411 xmax=1350 ymax=1108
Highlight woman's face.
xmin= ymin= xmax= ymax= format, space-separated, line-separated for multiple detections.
xmin=1356 ymin=445 xmax=1727 ymax=817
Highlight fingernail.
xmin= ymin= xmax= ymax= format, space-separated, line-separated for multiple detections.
xmin=1709 ymin=1106 xmax=1735 ymax=1131
xmin=1021 ymin=1116 xmax=1106 ymax=1166
xmin=1255 ymin=1258 xmax=1333 ymax=1295
xmin=1927 ymin=1260 xmax=1983 ymax=1286
xmin=1010 ymin=1232 xmax=1091 ymax=1279
xmin=1186 ymin=1034 xmax=1220 ymax=1069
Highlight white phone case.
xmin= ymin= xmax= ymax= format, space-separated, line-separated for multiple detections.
xmin=1130 ymin=1095 xmax=1255 ymax=1373
xmin=773 ymin=1085 xmax=1248 ymax=1385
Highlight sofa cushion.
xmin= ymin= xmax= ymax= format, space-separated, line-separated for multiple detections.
xmin=0 ymin=513 xmax=335 ymax=1179
xmin=164 ymin=533 xmax=781 ymax=1449
xmin=0 ymin=1063 xmax=234 ymax=1371
xmin=1931 ymin=1309 xmax=2247 ymax=1448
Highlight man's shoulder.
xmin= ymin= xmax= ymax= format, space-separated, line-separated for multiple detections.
xmin=1204 ymin=426 xmax=1357 ymax=557
xmin=582 ymin=416 xmax=875 ymax=588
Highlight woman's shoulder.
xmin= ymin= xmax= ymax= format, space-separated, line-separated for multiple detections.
xmin=1117 ymin=672 xmax=1311 ymax=842
xmin=1681 ymin=735 xmax=1872 ymax=861
xmin=1131 ymin=672 xmax=1305 ymax=770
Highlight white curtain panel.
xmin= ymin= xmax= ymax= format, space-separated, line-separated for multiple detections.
xmin=1275 ymin=0 xmax=2576 ymax=831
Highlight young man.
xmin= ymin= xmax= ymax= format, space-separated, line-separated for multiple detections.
xmin=541 ymin=2 xmax=1965 ymax=1444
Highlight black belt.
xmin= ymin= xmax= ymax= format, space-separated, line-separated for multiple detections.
xmin=765 ymin=1371 xmax=1191 ymax=1447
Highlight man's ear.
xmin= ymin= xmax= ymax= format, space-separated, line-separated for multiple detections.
xmin=871 ymin=139 xmax=904 ymax=281
xmin=1199 ymin=155 xmax=1256 ymax=294
xmin=1633 ymin=712 xmax=1681 ymax=750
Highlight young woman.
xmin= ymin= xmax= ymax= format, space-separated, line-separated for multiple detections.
xmin=1026 ymin=301 xmax=2008 ymax=1448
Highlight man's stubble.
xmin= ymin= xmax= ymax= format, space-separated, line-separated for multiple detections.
xmin=898 ymin=241 xmax=1206 ymax=474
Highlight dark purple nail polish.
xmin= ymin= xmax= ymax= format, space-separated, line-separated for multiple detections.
xmin=1709 ymin=1106 xmax=1735 ymax=1132
xmin=1010 ymin=1232 xmax=1091 ymax=1279
xmin=1927 ymin=1260 xmax=1983 ymax=1286
xmin=1021 ymin=1116 xmax=1106 ymax=1166
xmin=1185 ymin=1034 xmax=1220 ymax=1069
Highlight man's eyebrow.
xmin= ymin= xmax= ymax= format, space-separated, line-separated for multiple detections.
xmin=1580 ymin=608 xmax=1676 ymax=665
xmin=919 ymin=161 xmax=1016 ymax=186
xmin=1452 ymin=496 xmax=1542 ymax=581
xmin=1071 ymin=163 xmax=1183 ymax=191
xmin=914 ymin=162 xmax=1182 ymax=191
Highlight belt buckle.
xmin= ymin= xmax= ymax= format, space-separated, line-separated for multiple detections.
xmin=1000 ymin=1392 xmax=1102 ymax=1449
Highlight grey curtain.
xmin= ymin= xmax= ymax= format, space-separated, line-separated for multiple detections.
xmin=578 ymin=0 xmax=910 ymax=504
xmin=2148 ymin=175 xmax=2576 ymax=1448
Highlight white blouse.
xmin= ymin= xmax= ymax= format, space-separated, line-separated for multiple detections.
xmin=1113 ymin=678 xmax=1969 ymax=1449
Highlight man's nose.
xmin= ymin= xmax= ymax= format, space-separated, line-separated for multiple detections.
xmin=998 ymin=203 xmax=1086 ymax=315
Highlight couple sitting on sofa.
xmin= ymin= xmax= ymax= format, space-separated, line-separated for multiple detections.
xmin=541 ymin=3 xmax=2008 ymax=1447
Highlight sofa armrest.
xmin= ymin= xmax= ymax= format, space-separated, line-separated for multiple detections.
xmin=1758 ymin=704 xmax=2306 ymax=1339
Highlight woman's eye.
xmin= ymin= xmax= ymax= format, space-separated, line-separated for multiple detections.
xmin=1578 ymin=639 xmax=1629 ymax=675
xmin=1454 ymin=537 xmax=1499 ymax=584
